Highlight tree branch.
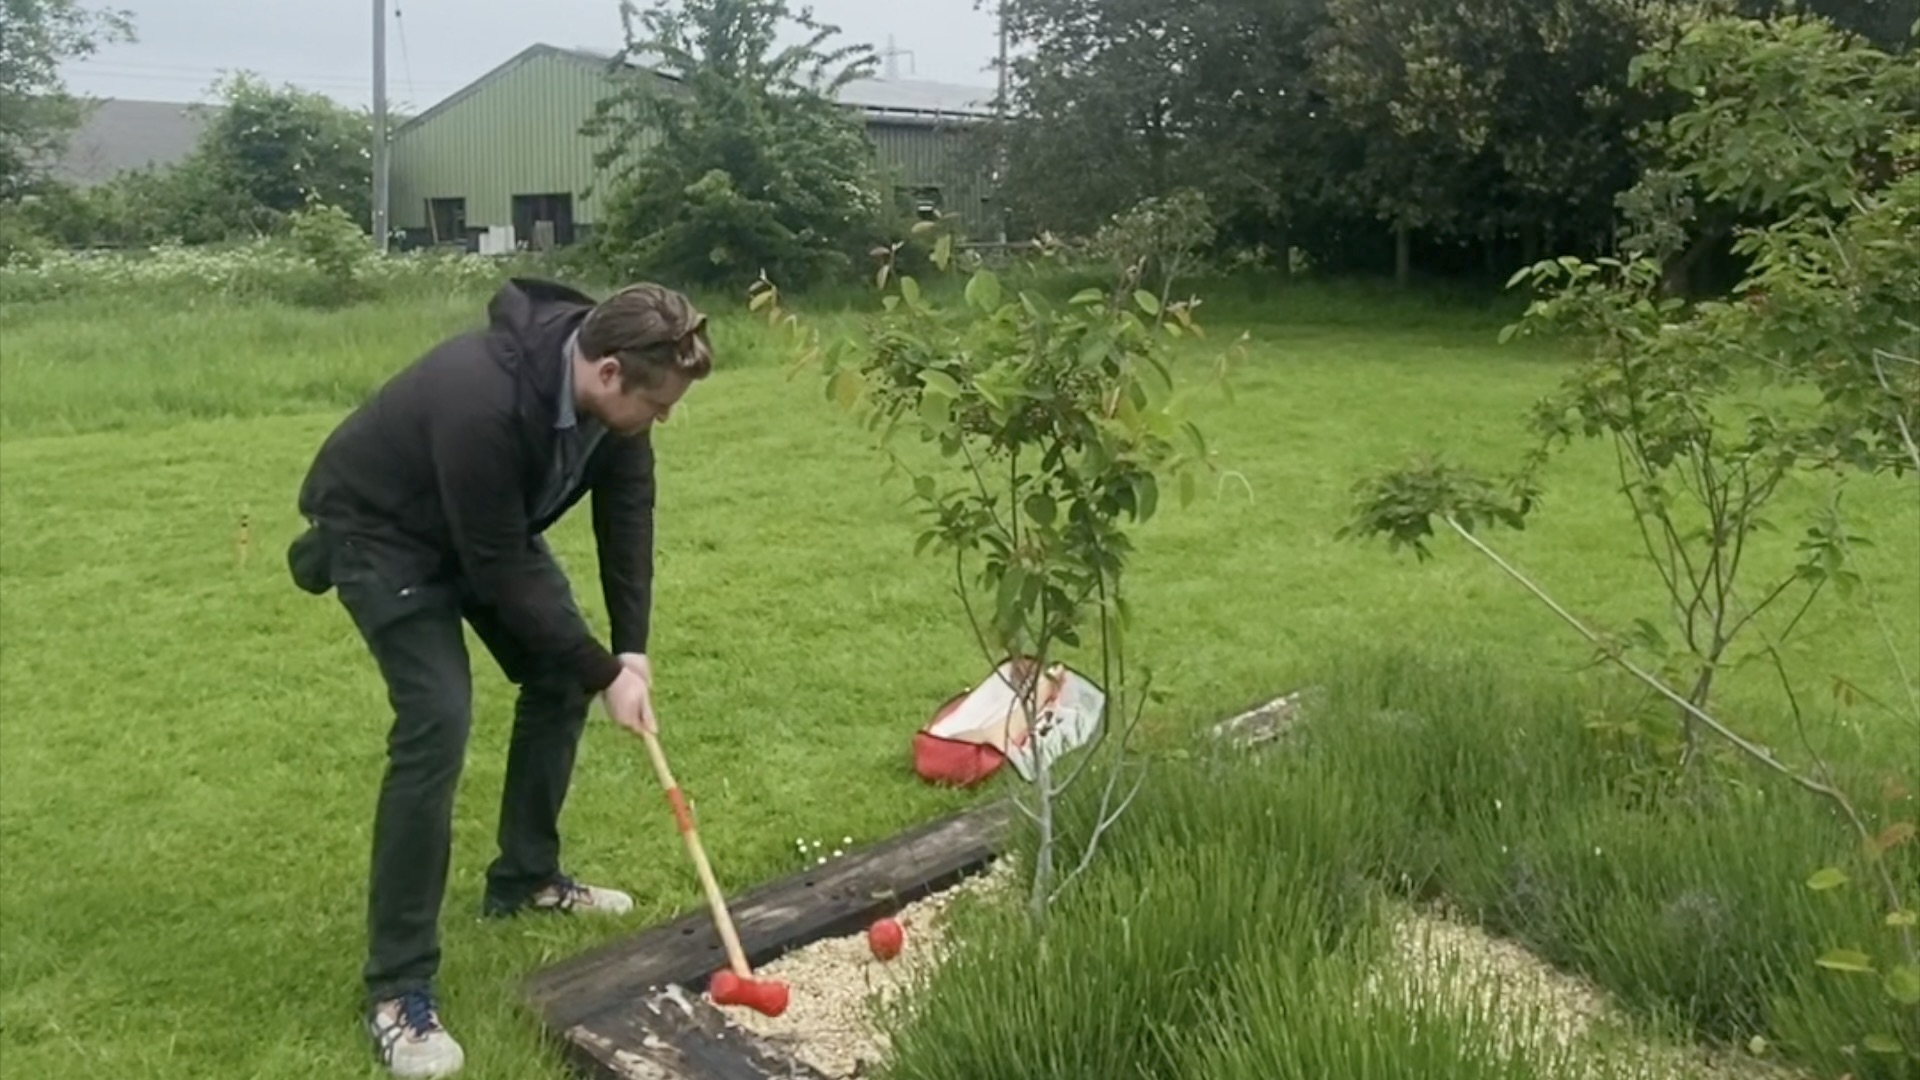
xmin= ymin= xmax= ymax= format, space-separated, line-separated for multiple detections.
xmin=1048 ymin=764 xmax=1146 ymax=906
xmin=1613 ymin=438 xmax=1684 ymax=619
xmin=1756 ymin=624 xmax=1916 ymax=965
xmin=956 ymin=438 xmax=1012 ymax=541
xmin=1870 ymin=346 xmax=1920 ymax=477
xmin=1706 ymin=456 xmax=1794 ymax=651
xmin=954 ymin=546 xmax=1047 ymax=827
xmin=1441 ymin=515 xmax=1870 ymax=806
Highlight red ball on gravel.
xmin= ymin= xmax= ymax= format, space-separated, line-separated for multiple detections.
xmin=867 ymin=917 xmax=905 ymax=961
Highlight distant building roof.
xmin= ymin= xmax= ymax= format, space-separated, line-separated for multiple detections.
xmin=48 ymin=98 xmax=216 ymax=186
xmin=396 ymin=43 xmax=994 ymax=134
xmin=812 ymin=72 xmax=995 ymax=119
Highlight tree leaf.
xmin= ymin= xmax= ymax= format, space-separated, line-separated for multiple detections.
xmin=1133 ymin=474 xmax=1159 ymax=522
xmin=1070 ymin=288 xmax=1104 ymax=306
xmin=1805 ymin=866 xmax=1850 ymax=891
xmin=1884 ymin=964 xmax=1920 ymax=1006
xmin=1814 ymin=948 xmax=1875 ymax=973
xmin=966 ymin=270 xmax=1004 ymax=312
xmin=1023 ymin=492 xmax=1057 ymax=527
xmin=1887 ymin=910 xmax=1917 ymax=928
xmin=1861 ymin=1033 xmax=1904 ymax=1055
xmin=1134 ymin=290 xmax=1161 ymax=316
xmin=828 ymin=368 xmax=861 ymax=408
xmin=921 ymin=369 xmax=961 ymax=398
xmin=1135 ymin=355 xmax=1174 ymax=408
xmin=919 ymin=388 xmax=951 ymax=428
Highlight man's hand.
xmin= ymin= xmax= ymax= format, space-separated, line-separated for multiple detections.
xmin=617 ymin=652 xmax=652 ymax=683
xmin=600 ymin=664 xmax=657 ymax=736
xmin=615 ymin=653 xmax=658 ymax=734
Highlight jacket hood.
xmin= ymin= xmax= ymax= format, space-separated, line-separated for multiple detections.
xmin=488 ymin=277 xmax=598 ymax=347
xmin=486 ymin=277 xmax=598 ymax=412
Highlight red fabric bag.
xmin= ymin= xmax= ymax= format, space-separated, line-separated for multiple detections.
xmin=912 ymin=689 xmax=1011 ymax=787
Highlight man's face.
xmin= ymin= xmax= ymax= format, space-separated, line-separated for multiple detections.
xmin=586 ymin=360 xmax=694 ymax=436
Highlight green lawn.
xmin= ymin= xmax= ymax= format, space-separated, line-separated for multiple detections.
xmin=2 ymin=281 xmax=1914 ymax=1079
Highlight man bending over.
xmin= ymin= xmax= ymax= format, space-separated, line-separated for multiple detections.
xmin=288 ymin=278 xmax=712 ymax=1077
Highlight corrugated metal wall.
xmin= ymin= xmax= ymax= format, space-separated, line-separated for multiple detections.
xmin=390 ymin=48 xmax=997 ymax=245
xmin=388 ymin=50 xmax=641 ymax=238
xmin=867 ymin=120 xmax=996 ymax=236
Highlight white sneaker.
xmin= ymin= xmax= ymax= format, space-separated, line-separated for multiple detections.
xmin=367 ymin=990 xmax=464 ymax=1078
xmin=526 ymin=875 xmax=634 ymax=916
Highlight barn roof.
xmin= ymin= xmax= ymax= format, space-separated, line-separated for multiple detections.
xmin=394 ymin=43 xmax=995 ymax=134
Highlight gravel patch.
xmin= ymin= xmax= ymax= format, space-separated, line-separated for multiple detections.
xmin=1382 ymin=906 xmax=1805 ymax=1080
xmin=719 ymin=858 xmax=1018 ymax=1078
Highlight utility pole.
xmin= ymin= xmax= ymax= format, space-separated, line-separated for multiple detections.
xmin=996 ymin=4 xmax=1008 ymax=113
xmin=372 ymin=0 xmax=390 ymax=253
xmin=995 ymin=1 xmax=1009 ymax=245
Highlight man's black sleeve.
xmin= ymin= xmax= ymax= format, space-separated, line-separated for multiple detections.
xmin=591 ymin=432 xmax=655 ymax=657
xmin=429 ymin=394 xmax=624 ymax=692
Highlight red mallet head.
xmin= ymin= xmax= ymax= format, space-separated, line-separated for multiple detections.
xmin=709 ymin=968 xmax=789 ymax=1017
xmin=867 ymin=917 xmax=905 ymax=961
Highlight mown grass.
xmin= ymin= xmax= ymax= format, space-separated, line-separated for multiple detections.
xmin=2 ymin=272 xmax=1915 ymax=1079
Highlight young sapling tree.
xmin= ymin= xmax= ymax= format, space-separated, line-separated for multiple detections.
xmin=762 ymin=201 xmax=1234 ymax=927
xmin=1341 ymin=11 xmax=1917 ymax=1061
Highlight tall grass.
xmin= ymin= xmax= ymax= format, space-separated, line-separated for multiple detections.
xmin=1293 ymin=649 xmax=1916 ymax=1075
xmin=873 ymin=688 xmax=1680 ymax=1080
xmin=873 ymin=646 xmax=1918 ymax=1079
xmin=875 ymin=751 xmax=1564 ymax=1079
xmin=0 ymin=238 xmax=526 ymax=305
xmin=0 ymin=279 xmax=818 ymax=438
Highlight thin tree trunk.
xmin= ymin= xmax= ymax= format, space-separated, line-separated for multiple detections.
xmin=1661 ymin=222 xmax=1728 ymax=298
xmin=1395 ymin=219 xmax=1410 ymax=288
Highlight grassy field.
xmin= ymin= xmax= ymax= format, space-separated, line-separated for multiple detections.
xmin=2 ymin=273 xmax=1915 ymax=1079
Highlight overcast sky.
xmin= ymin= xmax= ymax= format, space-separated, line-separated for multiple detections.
xmin=59 ymin=0 xmax=1003 ymax=113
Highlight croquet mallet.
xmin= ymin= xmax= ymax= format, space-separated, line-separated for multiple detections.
xmin=638 ymin=727 xmax=790 ymax=1018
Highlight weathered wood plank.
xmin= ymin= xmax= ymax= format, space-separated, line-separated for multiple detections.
xmin=551 ymin=984 xmax=829 ymax=1080
xmin=524 ymin=799 xmax=1014 ymax=1033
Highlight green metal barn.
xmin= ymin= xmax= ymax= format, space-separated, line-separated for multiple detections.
xmin=387 ymin=43 xmax=999 ymax=251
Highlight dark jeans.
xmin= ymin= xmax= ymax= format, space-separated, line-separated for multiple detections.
xmin=327 ymin=534 xmax=592 ymax=1005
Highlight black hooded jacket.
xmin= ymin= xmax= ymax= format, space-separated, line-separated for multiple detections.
xmin=295 ymin=278 xmax=653 ymax=693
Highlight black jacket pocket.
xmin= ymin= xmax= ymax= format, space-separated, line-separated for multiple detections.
xmin=287 ymin=525 xmax=335 ymax=595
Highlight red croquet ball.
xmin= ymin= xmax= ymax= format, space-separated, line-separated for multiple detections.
xmin=868 ymin=917 xmax=905 ymax=961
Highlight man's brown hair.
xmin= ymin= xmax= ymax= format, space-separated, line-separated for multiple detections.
xmin=577 ymin=283 xmax=713 ymax=390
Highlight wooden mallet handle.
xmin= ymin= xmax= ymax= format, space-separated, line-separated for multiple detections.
xmin=638 ymin=727 xmax=789 ymax=1017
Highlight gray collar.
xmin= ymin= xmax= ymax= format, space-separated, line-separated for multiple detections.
xmin=556 ymin=327 xmax=581 ymax=430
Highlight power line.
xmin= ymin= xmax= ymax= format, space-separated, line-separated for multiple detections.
xmin=393 ymin=4 xmax=416 ymax=103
